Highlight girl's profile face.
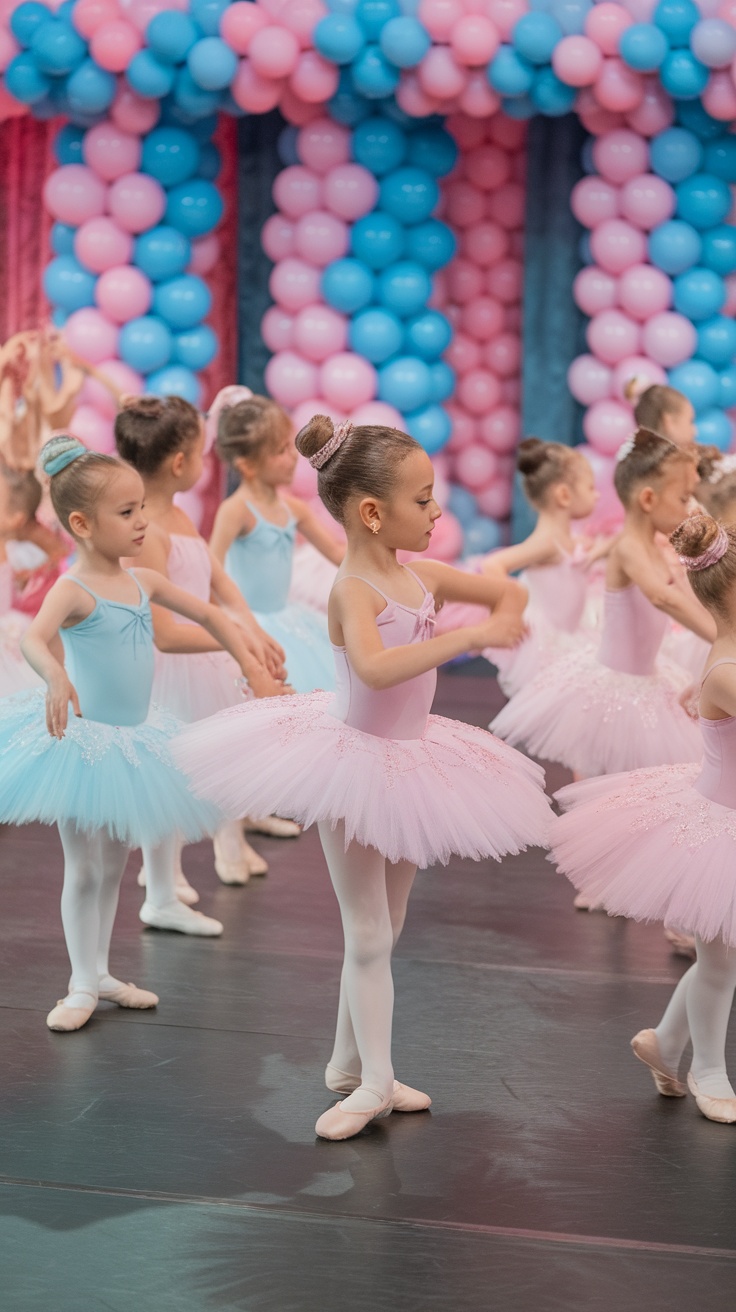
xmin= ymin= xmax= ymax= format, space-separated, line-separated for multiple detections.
xmin=661 ymin=400 xmax=696 ymax=449
xmin=567 ymin=459 xmax=599 ymax=520
xmin=376 ymin=448 xmax=442 ymax=552
xmin=76 ymin=466 xmax=148 ymax=556
xmin=648 ymin=460 xmax=699 ymax=535
xmin=258 ymin=431 xmax=298 ymax=488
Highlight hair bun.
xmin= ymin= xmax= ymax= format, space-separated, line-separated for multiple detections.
xmin=671 ymin=513 xmax=720 ymax=559
xmin=295 ymin=413 xmax=334 ymax=462
xmin=39 ymin=434 xmax=86 ymax=477
xmin=624 ymin=376 xmax=649 ymax=403
xmin=516 ymin=437 xmax=547 ymax=476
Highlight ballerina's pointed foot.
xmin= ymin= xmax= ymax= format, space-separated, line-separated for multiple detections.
xmin=46 ymin=990 xmax=98 ymax=1033
xmin=245 ymin=815 xmax=301 ymax=839
xmin=98 ymin=982 xmax=159 ymax=1009
xmin=631 ymin=1029 xmax=687 ymax=1097
xmin=315 ymin=1089 xmax=394 ymax=1141
xmin=325 ymin=1065 xmax=430 ymax=1112
xmin=139 ymin=899 xmax=223 ymax=937
xmin=573 ymin=890 xmax=605 ymax=912
xmin=663 ymin=927 xmax=696 ymax=961
xmin=687 ymin=1072 xmax=736 ymax=1123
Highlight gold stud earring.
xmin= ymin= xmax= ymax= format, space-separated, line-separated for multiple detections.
xmin=370 ymin=522 xmax=380 ymax=535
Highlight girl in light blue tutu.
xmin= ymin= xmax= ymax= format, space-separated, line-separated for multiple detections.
xmin=210 ymin=394 xmax=344 ymax=694
xmin=5 ymin=435 xmax=269 ymax=1034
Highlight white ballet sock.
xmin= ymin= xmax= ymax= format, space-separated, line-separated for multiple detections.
xmin=139 ymin=834 xmax=181 ymax=910
xmin=58 ymin=822 xmax=129 ymax=1007
xmin=686 ymin=937 xmax=736 ymax=1099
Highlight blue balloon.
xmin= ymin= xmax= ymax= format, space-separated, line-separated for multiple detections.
xmin=51 ymin=308 xmax=68 ymax=329
xmin=5 ymin=52 xmax=50 ymax=105
xmin=57 ymin=1 xmax=75 ymax=20
xmin=43 ymin=255 xmax=96 ymax=312
xmin=357 ymin=0 xmax=400 ymax=40
xmin=550 ymin=0 xmax=592 ymax=35
xmin=463 ymin=516 xmax=504 ymax=556
xmin=147 ymin=11 xmax=199 ymax=64
xmin=619 ymin=23 xmax=669 ymax=72
xmin=328 ymin=71 xmax=371 ymax=125
xmin=696 ymin=408 xmax=732 ymax=451
xmin=405 ymin=219 xmax=456 ymax=271
xmin=10 ymin=1 xmax=49 ymax=44
xmin=187 ymin=37 xmax=237 ymax=92
xmin=134 ymin=226 xmax=191 ymax=282
xmin=404 ymin=310 xmax=452 ymax=361
xmin=696 ymin=317 xmax=736 ymax=368
xmin=653 ymin=0 xmax=699 ymax=46
xmin=379 ymin=15 xmax=430 ymax=67
xmin=489 ymin=46 xmax=535 ymax=97
xmin=379 ymin=167 xmax=439 ymax=226
xmin=142 ymin=127 xmax=200 ymax=187
xmin=128 ymin=50 xmax=175 ymax=99
xmin=428 ymin=360 xmax=455 ymax=404
xmin=120 ymin=316 xmax=173 ymax=373
xmin=190 ymin=0 xmax=229 ymax=37
xmin=351 ymin=210 xmax=405 ymax=269
xmin=352 ymin=116 xmax=406 ymax=174
xmin=381 ymin=99 xmax=418 ymax=129
xmin=51 ymin=222 xmax=76 ymax=256
xmin=322 ymin=257 xmax=375 ymax=313
xmin=153 ymin=275 xmax=212 ymax=330
xmin=407 ymin=127 xmax=458 ymax=179
xmin=702 ymin=226 xmax=736 ymax=277
xmin=704 ymin=137 xmax=736 ymax=184
xmin=448 ymin=484 xmax=478 ymax=527
xmin=349 ymin=307 xmax=404 ymax=363
xmin=530 ymin=67 xmax=577 ymax=115
xmin=378 ymin=261 xmax=432 ymax=317
xmin=173 ymin=67 xmax=222 ymax=118
xmin=660 ymin=50 xmax=709 ymax=100
xmin=668 ymin=359 xmax=720 ymax=411
xmin=503 ymin=93 xmax=537 ymax=120
xmin=173 ymin=324 xmax=218 ymax=370
xmin=351 ymin=43 xmax=400 ymax=98
xmin=676 ymin=100 xmax=723 ymax=140
xmin=53 ymin=124 xmax=84 ymax=166
xmin=315 ymin=13 xmax=364 ymax=62
xmin=67 ymin=59 xmax=116 ymax=114
xmin=378 ymin=356 xmax=432 ymax=411
xmin=405 ymin=404 xmax=451 ymax=455
xmin=31 ymin=18 xmax=85 ymax=76
xmin=188 ymin=113 xmax=219 ymax=143
xmin=676 ymin=172 xmax=731 ymax=229
xmin=648 ymin=218 xmax=702 ymax=273
xmin=165 ymin=179 xmax=223 ymax=238
xmin=673 ymin=266 xmax=725 ymax=320
xmin=146 ymin=364 xmax=202 ymax=407
xmin=511 ymin=12 xmax=562 ymax=64
xmin=197 ymin=143 xmax=221 ymax=181
xmin=650 ymin=126 xmax=702 ymax=181
xmin=718 ymin=366 xmax=736 ymax=411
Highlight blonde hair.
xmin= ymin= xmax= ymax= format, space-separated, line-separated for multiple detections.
xmin=215 ymin=395 xmax=291 ymax=467
xmin=39 ymin=436 xmax=121 ymax=534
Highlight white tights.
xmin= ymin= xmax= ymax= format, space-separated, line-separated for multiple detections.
xmin=141 ymin=820 xmax=246 ymax=902
xmin=655 ymin=936 xmax=736 ymax=1100
xmin=318 ymin=821 xmax=417 ymax=1112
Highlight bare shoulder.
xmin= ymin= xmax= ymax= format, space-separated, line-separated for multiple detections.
xmin=330 ymin=573 xmax=386 ymax=616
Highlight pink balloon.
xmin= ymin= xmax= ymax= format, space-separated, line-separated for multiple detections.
xmin=268 ymin=257 xmax=322 ymax=312
xmin=43 ymin=165 xmax=106 ymax=227
xmin=281 ymin=0 xmax=327 ymax=49
xmin=576 ymin=443 xmax=619 ymax=529
xmin=450 ymin=14 xmax=500 ymax=65
xmin=90 ymin=18 xmax=141 ymax=71
xmin=261 ymin=305 xmax=295 ymax=352
xmin=501 ymin=377 xmax=521 ymax=405
xmin=487 ymin=0 xmax=526 ymax=39
xmin=82 ymin=122 xmax=141 ymax=182
xmin=568 ymin=354 xmax=614 ymax=405
xmin=486 ymin=183 xmax=525 ymax=230
xmin=249 ymin=24 xmax=299 ymax=78
xmin=476 ymin=478 xmax=512 ymax=519
xmin=63 ymin=308 xmax=119 ymax=365
xmin=459 ymin=71 xmax=501 ymax=118
xmin=424 ymin=507 xmax=463 ymax=562
xmin=573 ymin=266 xmax=618 ymax=315
xmin=108 ymin=173 xmax=166 ymax=234
xmin=293 ymin=304 xmax=347 ymax=362
xmin=294 ymin=210 xmax=348 ymax=266
xmin=446 ymin=258 xmax=484 ymax=303
xmin=619 ymin=174 xmax=674 ymax=229
xmin=457 ymin=369 xmax=502 ymax=415
xmin=477 ymin=405 xmax=520 ymax=454
xmin=265 ymin=350 xmax=319 ymax=407
xmin=702 ymin=70 xmax=736 ymax=121
xmin=219 ymin=1 xmax=269 ymax=54
xmin=595 ymin=59 xmax=644 ymax=113
xmin=641 ymin=311 xmax=697 ymax=367
xmin=72 ymin=0 xmax=120 ymax=38
xmin=290 ymin=397 xmax=347 ymax=433
xmin=571 ymin=175 xmax=620 ymax=227
xmin=320 ymin=353 xmax=377 ymax=410
xmin=593 ymin=129 xmax=649 ymax=184
xmin=626 ymin=76 xmax=674 ymax=136
xmin=351 ymin=400 xmax=406 ymax=429
xmin=486 ymin=259 xmax=522 ymax=304
xmin=68 ymin=404 xmax=116 ymax=454
xmin=505 ymin=302 xmax=523 ymax=333
xmin=445 ymin=332 xmax=481 ymax=375
xmin=261 ymin=213 xmax=296 ymax=262
xmin=272 ymin=164 xmax=323 ymax=218
xmin=297 ymin=117 xmax=350 ymax=174
xmin=583 ymin=398 xmax=635 ymax=456
xmin=111 ymin=85 xmax=159 ymax=134
xmin=428 ymin=269 xmax=448 ymax=310
xmin=446 ymin=405 xmax=477 ymax=452
xmin=576 ymin=87 xmax=626 ymax=136
xmin=460 ymin=296 xmax=504 ymax=342
xmin=121 ymin=0 xmax=189 ymax=36
xmin=611 ymin=354 xmax=667 ymax=399
xmin=446 ymin=113 xmax=486 ymax=151
xmin=279 ymin=85 xmax=324 ymax=126
xmin=418 ymin=45 xmax=468 ymax=100
xmin=323 ymin=163 xmax=378 ymax=221
xmin=289 ymin=452 xmax=319 ymax=499
xmin=622 ymin=0 xmax=658 ymax=17
xmin=618 ymin=263 xmax=672 ymax=320
xmin=74 ymin=216 xmax=132 ymax=273
xmin=419 ymin=0 xmax=462 ymax=41
xmin=79 ymin=358 xmax=142 ymax=419
xmin=289 ymin=50 xmax=339 ymax=103
xmin=95 ymin=265 xmax=152 ymax=323
xmin=590 ymin=219 xmax=647 ymax=275
xmin=724 ymin=273 xmax=736 ymax=317
xmin=585 ymin=2 xmax=632 ymax=55
xmin=454 ymin=442 xmax=498 ymax=490
xmin=231 ymin=60 xmax=284 ymax=113
xmin=552 ymin=34 xmax=603 ymax=87
xmin=465 ymin=144 xmax=510 ymax=192
xmin=483 ymin=332 xmax=520 ymax=378
xmin=395 ymin=72 xmax=442 ymax=119
xmin=188 ymin=234 xmax=220 ymax=276
xmin=586 ymin=309 xmax=641 ymax=364
xmin=446 ymin=181 xmax=485 ymax=229
xmin=462 ymin=221 xmax=509 ymax=268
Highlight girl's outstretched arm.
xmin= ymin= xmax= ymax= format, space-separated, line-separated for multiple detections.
xmin=617 ymin=538 xmax=716 ymax=643
xmin=413 ymin=559 xmax=528 ymax=614
xmin=283 ymin=495 xmax=345 ymax=566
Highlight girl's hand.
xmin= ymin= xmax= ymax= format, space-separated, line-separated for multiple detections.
xmin=45 ymin=673 xmax=82 ymax=739
xmin=244 ymin=666 xmax=294 ymax=698
xmin=260 ymin=631 xmax=287 ymax=681
xmin=473 ymin=612 xmax=528 ymax=650
xmin=679 ymin=683 xmax=699 ymax=720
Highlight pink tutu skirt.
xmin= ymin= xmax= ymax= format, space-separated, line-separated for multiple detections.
xmin=171 ymin=691 xmax=552 ymax=868
xmin=490 ymin=645 xmax=701 ymax=776
xmin=152 ymin=649 xmax=244 ymax=724
xmin=664 ymin=625 xmax=710 ymax=684
xmin=551 ymin=765 xmax=736 ymax=946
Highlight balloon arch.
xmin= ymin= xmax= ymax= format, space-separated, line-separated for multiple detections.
xmin=3 ymin=0 xmax=736 ymax=553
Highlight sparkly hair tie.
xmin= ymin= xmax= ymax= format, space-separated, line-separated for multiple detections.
xmin=44 ymin=443 xmax=87 ymax=476
xmin=708 ymin=453 xmax=736 ymax=485
xmin=309 ymin=420 xmax=353 ymax=470
xmin=679 ymin=524 xmax=730 ymax=571
xmin=616 ymin=435 xmax=636 ymax=463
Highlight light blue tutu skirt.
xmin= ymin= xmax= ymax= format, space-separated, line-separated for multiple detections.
xmin=255 ymin=603 xmax=336 ymax=695
xmin=0 ymin=690 xmax=220 ymax=846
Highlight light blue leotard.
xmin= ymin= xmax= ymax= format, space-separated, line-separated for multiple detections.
xmin=61 ymin=574 xmax=154 ymax=726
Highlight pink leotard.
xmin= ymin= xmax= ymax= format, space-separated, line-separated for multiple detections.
xmin=695 ymin=658 xmax=736 ymax=809
xmin=522 ymin=546 xmax=589 ymax=635
xmin=597 ymin=584 xmax=668 ymax=677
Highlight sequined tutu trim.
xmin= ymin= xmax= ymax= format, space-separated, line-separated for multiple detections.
xmin=171 ymin=691 xmax=552 ymax=868
xmin=153 ymin=648 xmax=244 ymax=723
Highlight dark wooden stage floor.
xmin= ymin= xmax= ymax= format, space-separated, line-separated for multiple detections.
xmin=2 ymin=665 xmax=736 ymax=1311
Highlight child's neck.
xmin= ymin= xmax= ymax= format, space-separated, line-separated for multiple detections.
xmin=73 ymin=541 xmax=125 ymax=578
xmin=238 ymin=473 xmax=279 ymax=506
xmin=142 ymin=470 xmax=189 ymax=522
xmin=534 ymin=504 xmax=575 ymax=545
xmin=344 ymin=537 xmax=404 ymax=581
xmin=622 ymin=507 xmax=658 ymax=545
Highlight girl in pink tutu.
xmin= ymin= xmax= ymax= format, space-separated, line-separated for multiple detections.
xmin=114 ymin=396 xmax=289 ymax=927
xmin=491 ymin=429 xmax=714 ymax=779
xmin=552 ymin=513 xmax=736 ymax=1125
xmin=172 ymin=415 xmax=553 ymax=1141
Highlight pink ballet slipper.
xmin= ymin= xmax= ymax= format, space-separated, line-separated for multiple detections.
xmin=687 ymin=1072 xmax=736 ymax=1124
xmin=98 ymin=982 xmax=159 ymax=1009
xmin=663 ymin=927 xmax=697 ymax=961
xmin=631 ymin=1029 xmax=687 ymax=1098
xmin=315 ymin=1091 xmax=393 ymax=1141
xmin=325 ymin=1065 xmax=431 ymax=1112
xmin=46 ymin=991 xmax=98 ymax=1033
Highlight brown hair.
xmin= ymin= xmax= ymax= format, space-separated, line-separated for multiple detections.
xmin=623 ymin=380 xmax=688 ymax=434
xmin=215 ymin=395 xmax=291 ymax=467
xmin=695 ymin=448 xmax=736 ymax=523
xmin=39 ymin=435 xmax=122 ymax=534
xmin=114 ymin=395 xmax=200 ymax=476
xmin=0 ymin=462 xmax=42 ymax=521
xmin=671 ymin=514 xmax=736 ymax=618
xmin=295 ymin=415 xmax=420 ymax=525
xmin=614 ymin=427 xmax=694 ymax=507
xmin=516 ymin=437 xmax=583 ymax=507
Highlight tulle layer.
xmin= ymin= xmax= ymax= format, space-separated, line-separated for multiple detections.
xmin=491 ymin=646 xmax=701 ymax=775
xmin=254 ymin=603 xmax=335 ymax=694
xmin=288 ymin=543 xmax=337 ymax=616
xmin=0 ymin=691 xmax=220 ymax=845
xmin=153 ymin=648 xmax=244 ymax=723
xmin=493 ymin=626 xmax=596 ymax=699
xmin=171 ymin=691 xmax=552 ymax=868
xmin=551 ymin=765 xmax=736 ymax=946
xmin=0 ymin=613 xmax=41 ymax=697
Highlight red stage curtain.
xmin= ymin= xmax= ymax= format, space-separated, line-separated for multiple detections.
xmin=0 ymin=115 xmax=54 ymax=341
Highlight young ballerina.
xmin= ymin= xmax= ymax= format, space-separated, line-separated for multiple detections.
xmin=551 ymin=513 xmax=736 ymax=1124
xmin=114 ymin=395 xmax=289 ymax=905
xmin=491 ymin=429 xmax=714 ymax=778
xmin=624 ymin=378 xmax=696 ymax=449
xmin=210 ymin=394 xmax=343 ymax=694
xmin=0 ymin=435 xmax=261 ymax=1032
xmin=0 ymin=466 xmax=47 ymax=693
xmin=0 ymin=461 xmax=69 ymax=615
xmin=172 ymin=415 xmax=553 ymax=1141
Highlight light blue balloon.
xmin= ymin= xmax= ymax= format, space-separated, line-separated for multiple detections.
xmin=489 ymin=46 xmax=535 ymax=97
xmin=702 ymin=226 xmax=736 ymax=277
xmin=197 ymin=143 xmax=221 ymax=181
xmin=329 ymin=71 xmax=371 ymax=125
xmin=404 ymin=310 xmax=452 ymax=361
xmin=676 ymin=172 xmax=731 ymax=229
xmin=649 ymin=218 xmax=702 ymax=273
xmin=187 ymin=37 xmax=237 ymax=92
xmin=51 ymin=222 xmax=76 ymax=256
xmin=5 ymin=52 xmax=51 ymax=105
xmin=321 ymin=258 xmax=375 ymax=313
xmin=351 ymin=210 xmax=405 ymax=269
xmin=650 ymin=126 xmax=702 ymax=181
xmin=379 ymin=166 xmax=439 ymax=226
xmin=668 ymin=359 xmax=720 ymax=411
xmin=43 ymin=256 xmax=96 ymax=312
xmin=463 ymin=516 xmax=504 ymax=556
xmin=619 ymin=23 xmax=669 ymax=72
xmin=428 ymin=360 xmax=455 ymax=404
xmin=673 ymin=266 xmax=725 ymax=320
xmin=165 ymin=179 xmax=223 ymax=237
xmin=53 ymin=124 xmax=84 ymax=166
xmin=530 ymin=67 xmax=577 ymax=115
xmin=352 ymin=115 xmax=407 ymax=174
xmin=142 ymin=127 xmax=200 ymax=187
xmin=660 ymin=49 xmax=709 ymax=100
xmin=190 ymin=0 xmax=229 ymax=37
xmin=511 ymin=12 xmax=562 ymax=64
xmin=405 ymin=404 xmax=451 ymax=455
xmin=31 ymin=18 xmax=85 ymax=76
xmin=378 ymin=261 xmax=432 ymax=317
xmin=704 ymin=137 xmax=736 ymax=184
xmin=327 ymin=0 xmax=359 ymax=12
xmin=407 ymin=127 xmax=458 ymax=179
xmin=153 ymin=275 xmax=212 ymax=330
xmin=696 ymin=317 xmax=736 ymax=368
xmin=51 ymin=308 xmax=68 ymax=329
xmin=314 ymin=13 xmax=364 ymax=63
xmin=120 ymin=316 xmax=173 ymax=373
xmin=378 ymin=356 xmax=432 ymax=411
xmin=147 ymin=11 xmax=199 ymax=64
xmin=173 ymin=324 xmax=218 ymax=371
xmin=351 ymin=43 xmax=401 ymax=98
xmin=379 ymin=15 xmax=430 ymax=67
xmin=695 ymin=408 xmax=732 ymax=451
xmin=405 ymin=219 xmax=456 ymax=271
xmin=448 ymin=484 xmax=478 ymax=527
xmin=653 ymin=0 xmax=699 ymax=46
xmin=128 ymin=50 xmax=175 ymax=100
xmin=357 ymin=0 xmax=400 ymax=40
xmin=10 ymin=1 xmax=49 ymax=45
xmin=677 ymin=99 xmax=722 ymax=140
xmin=349 ymin=307 xmax=404 ymax=363
xmin=67 ymin=59 xmax=115 ymax=114
xmin=146 ymin=364 xmax=202 ymax=407
xmin=174 ymin=67 xmax=222 ymax=118
xmin=134 ymin=226 xmax=191 ymax=282
xmin=504 ymin=96 xmax=538 ymax=122
xmin=550 ymin=0 xmax=591 ymax=35
xmin=718 ymin=365 xmax=736 ymax=411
